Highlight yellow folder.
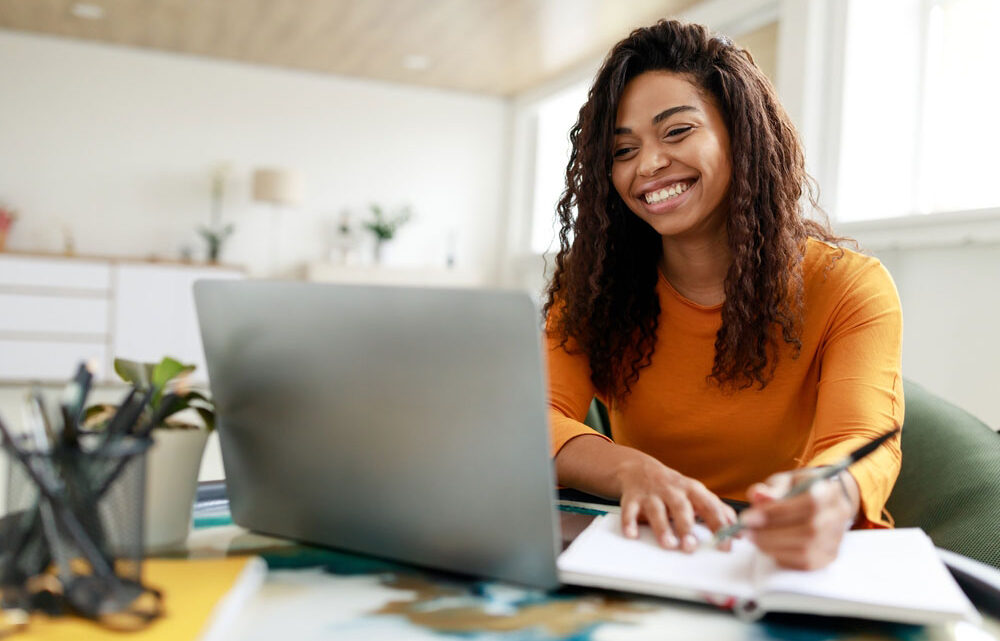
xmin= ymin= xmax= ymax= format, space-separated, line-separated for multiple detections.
xmin=12 ymin=556 xmax=262 ymax=641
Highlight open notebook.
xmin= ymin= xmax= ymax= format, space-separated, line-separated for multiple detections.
xmin=558 ymin=515 xmax=979 ymax=625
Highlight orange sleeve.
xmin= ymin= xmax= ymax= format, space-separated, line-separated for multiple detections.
xmin=802 ymin=258 xmax=904 ymax=528
xmin=544 ymin=313 xmax=612 ymax=457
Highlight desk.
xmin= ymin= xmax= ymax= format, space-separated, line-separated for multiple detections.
xmin=174 ymin=511 xmax=1000 ymax=641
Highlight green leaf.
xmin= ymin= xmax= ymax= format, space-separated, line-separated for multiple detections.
xmin=154 ymin=394 xmax=191 ymax=425
xmin=151 ymin=357 xmax=194 ymax=390
xmin=184 ymin=390 xmax=212 ymax=402
xmin=151 ymin=357 xmax=196 ymax=405
xmin=194 ymin=406 xmax=215 ymax=431
xmin=114 ymin=358 xmax=153 ymax=388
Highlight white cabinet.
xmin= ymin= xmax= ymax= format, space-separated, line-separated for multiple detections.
xmin=0 ymin=253 xmax=243 ymax=383
xmin=0 ymin=254 xmax=113 ymax=380
xmin=0 ymin=339 xmax=108 ymax=381
xmin=0 ymin=255 xmax=111 ymax=290
xmin=113 ymin=263 xmax=242 ymax=381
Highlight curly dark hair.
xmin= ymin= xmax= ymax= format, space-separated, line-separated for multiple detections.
xmin=543 ymin=19 xmax=843 ymax=403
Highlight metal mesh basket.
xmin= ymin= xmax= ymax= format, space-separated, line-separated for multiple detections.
xmin=0 ymin=434 xmax=157 ymax=622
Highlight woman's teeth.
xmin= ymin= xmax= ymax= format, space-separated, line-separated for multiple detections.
xmin=644 ymin=181 xmax=691 ymax=204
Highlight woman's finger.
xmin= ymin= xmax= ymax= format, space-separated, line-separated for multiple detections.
xmin=749 ymin=522 xmax=817 ymax=550
xmin=620 ymin=496 xmax=641 ymax=539
xmin=660 ymin=491 xmax=698 ymax=552
xmin=641 ymin=497 xmax=678 ymax=549
xmin=688 ymin=485 xmax=735 ymax=532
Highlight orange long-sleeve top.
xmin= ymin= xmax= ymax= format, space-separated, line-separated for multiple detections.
xmin=546 ymin=239 xmax=904 ymax=528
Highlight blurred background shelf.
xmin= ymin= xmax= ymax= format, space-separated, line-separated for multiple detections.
xmin=304 ymin=263 xmax=481 ymax=289
xmin=0 ymin=253 xmax=244 ymax=383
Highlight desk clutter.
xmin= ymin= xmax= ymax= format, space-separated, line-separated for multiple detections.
xmin=0 ymin=363 xmax=166 ymax=634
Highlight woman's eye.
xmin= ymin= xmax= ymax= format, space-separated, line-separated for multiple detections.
xmin=665 ymin=126 xmax=693 ymax=138
xmin=613 ymin=147 xmax=635 ymax=159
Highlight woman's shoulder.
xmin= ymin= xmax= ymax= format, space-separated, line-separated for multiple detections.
xmin=801 ymin=237 xmax=899 ymax=301
xmin=802 ymin=238 xmax=889 ymax=285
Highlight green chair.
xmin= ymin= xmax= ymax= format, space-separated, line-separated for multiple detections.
xmin=886 ymin=379 xmax=1000 ymax=568
xmin=583 ymin=398 xmax=611 ymax=438
xmin=585 ymin=380 xmax=1000 ymax=568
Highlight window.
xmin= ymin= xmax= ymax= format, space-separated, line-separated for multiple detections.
xmin=529 ymin=80 xmax=589 ymax=255
xmin=917 ymin=0 xmax=1000 ymax=214
xmin=836 ymin=0 xmax=1000 ymax=222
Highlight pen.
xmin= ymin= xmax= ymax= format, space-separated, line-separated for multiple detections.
xmin=27 ymin=389 xmax=55 ymax=448
xmin=711 ymin=426 xmax=902 ymax=546
xmin=60 ymin=361 xmax=95 ymax=448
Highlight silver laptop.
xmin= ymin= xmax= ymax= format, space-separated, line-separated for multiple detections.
xmin=194 ymin=280 xmax=561 ymax=588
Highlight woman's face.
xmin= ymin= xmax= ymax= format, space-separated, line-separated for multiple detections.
xmin=610 ymin=71 xmax=732 ymax=241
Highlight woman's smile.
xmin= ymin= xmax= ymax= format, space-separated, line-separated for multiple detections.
xmin=636 ymin=176 xmax=699 ymax=214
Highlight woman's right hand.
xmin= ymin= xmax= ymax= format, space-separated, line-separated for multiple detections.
xmin=616 ymin=450 xmax=737 ymax=552
xmin=555 ymin=434 xmax=737 ymax=553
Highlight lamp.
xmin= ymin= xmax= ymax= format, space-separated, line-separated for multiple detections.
xmin=252 ymin=168 xmax=303 ymax=275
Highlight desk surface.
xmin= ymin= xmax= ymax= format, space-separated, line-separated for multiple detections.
xmin=173 ymin=510 xmax=1000 ymax=641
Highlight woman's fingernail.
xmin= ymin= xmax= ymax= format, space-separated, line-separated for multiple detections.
xmin=625 ymin=524 xmax=638 ymax=538
xmin=682 ymin=534 xmax=698 ymax=551
xmin=663 ymin=533 xmax=678 ymax=548
xmin=740 ymin=510 xmax=765 ymax=527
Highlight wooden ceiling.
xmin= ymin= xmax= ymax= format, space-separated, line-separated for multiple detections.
xmin=0 ymin=0 xmax=705 ymax=95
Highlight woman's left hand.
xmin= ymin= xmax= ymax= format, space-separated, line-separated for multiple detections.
xmin=740 ymin=469 xmax=859 ymax=570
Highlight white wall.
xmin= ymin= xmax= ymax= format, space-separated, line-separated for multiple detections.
xmin=845 ymin=229 xmax=1000 ymax=430
xmin=0 ymin=30 xmax=510 ymax=280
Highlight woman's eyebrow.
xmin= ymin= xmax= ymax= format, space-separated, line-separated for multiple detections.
xmin=614 ymin=105 xmax=699 ymax=134
xmin=652 ymin=105 xmax=697 ymax=124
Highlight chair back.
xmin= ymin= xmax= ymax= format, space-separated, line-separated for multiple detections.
xmin=886 ymin=380 xmax=1000 ymax=568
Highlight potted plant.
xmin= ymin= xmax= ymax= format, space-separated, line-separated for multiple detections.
xmin=85 ymin=356 xmax=215 ymax=551
xmin=363 ymin=203 xmax=412 ymax=264
xmin=198 ymin=163 xmax=235 ymax=263
xmin=0 ymin=204 xmax=17 ymax=251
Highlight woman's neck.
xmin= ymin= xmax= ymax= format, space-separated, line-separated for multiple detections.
xmin=660 ymin=232 xmax=731 ymax=307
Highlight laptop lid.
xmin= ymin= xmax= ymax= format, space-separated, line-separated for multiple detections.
xmin=194 ymin=280 xmax=561 ymax=589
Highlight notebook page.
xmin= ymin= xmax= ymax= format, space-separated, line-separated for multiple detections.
xmin=754 ymin=528 xmax=977 ymax=620
xmin=558 ymin=514 xmax=757 ymax=600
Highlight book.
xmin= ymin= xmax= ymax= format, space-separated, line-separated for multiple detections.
xmin=15 ymin=555 xmax=266 ymax=641
xmin=558 ymin=514 xmax=980 ymax=625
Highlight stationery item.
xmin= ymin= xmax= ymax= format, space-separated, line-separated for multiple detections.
xmin=26 ymin=391 xmax=55 ymax=448
xmin=937 ymin=547 xmax=1000 ymax=618
xmin=7 ymin=556 xmax=266 ymax=641
xmin=558 ymin=514 xmax=979 ymax=625
xmin=99 ymin=387 xmax=141 ymax=445
xmin=0 ymin=367 xmax=162 ymax=633
xmin=59 ymin=361 xmax=94 ymax=447
xmin=712 ymin=426 xmax=902 ymax=545
xmin=1 ymin=413 xmax=148 ymax=619
xmin=20 ymin=397 xmax=73 ymax=589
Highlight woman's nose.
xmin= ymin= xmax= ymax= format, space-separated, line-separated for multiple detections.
xmin=637 ymin=146 xmax=670 ymax=177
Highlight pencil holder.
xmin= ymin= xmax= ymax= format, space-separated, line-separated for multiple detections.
xmin=0 ymin=381 xmax=164 ymax=632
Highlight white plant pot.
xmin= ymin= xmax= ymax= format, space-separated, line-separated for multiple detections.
xmin=144 ymin=428 xmax=209 ymax=551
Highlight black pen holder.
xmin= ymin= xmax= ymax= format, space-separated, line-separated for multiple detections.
xmin=0 ymin=433 xmax=161 ymax=626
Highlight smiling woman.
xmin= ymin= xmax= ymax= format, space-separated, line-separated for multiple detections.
xmin=543 ymin=20 xmax=904 ymax=572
